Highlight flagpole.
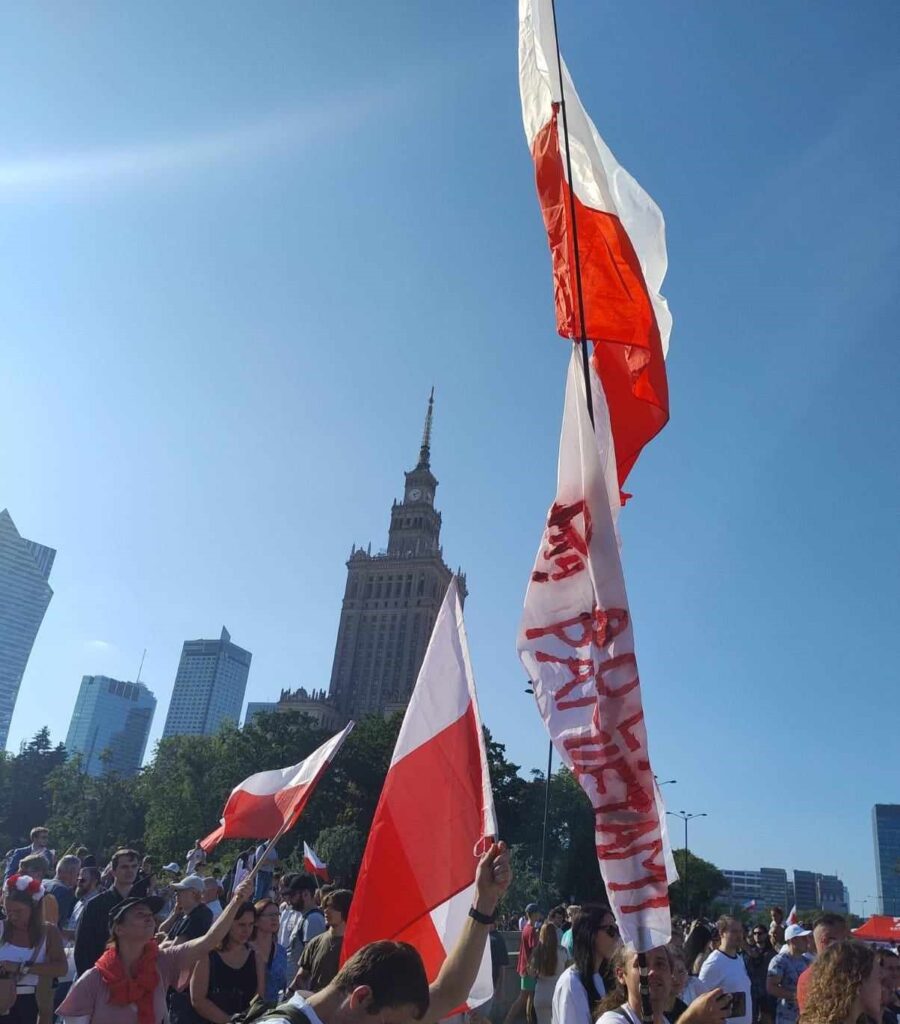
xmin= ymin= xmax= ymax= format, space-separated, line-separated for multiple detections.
xmin=549 ymin=0 xmax=595 ymax=431
xmin=547 ymin=9 xmax=650 ymax=1020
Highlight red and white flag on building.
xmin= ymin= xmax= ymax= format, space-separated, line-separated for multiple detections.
xmin=342 ymin=577 xmax=496 ymax=1008
xmin=303 ymin=842 xmax=330 ymax=882
xmin=519 ymin=0 xmax=671 ymax=494
xmin=200 ymin=722 xmax=354 ymax=851
xmin=517 ymin=353 xmax=676 ymax=952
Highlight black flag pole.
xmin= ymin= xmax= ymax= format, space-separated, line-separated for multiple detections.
xmin=548 ymin=0 xmax=595 ymax=431
xmin=546 ymin=3 xmax=654 ymax=1022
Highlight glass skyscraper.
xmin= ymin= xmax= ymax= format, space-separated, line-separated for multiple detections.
xmin=162 ymin=627 xmax=251 ymax=738
xmin=873 ymin=804 xmax=900 ymax=915
xmin=0 ymin=510 xmax=55 ymax=750
xmin=65 ymin=676 xmax=156 ymax=777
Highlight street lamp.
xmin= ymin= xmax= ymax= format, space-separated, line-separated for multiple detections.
xmin=666 ymin=810 xmax=708 ymax=918
xmin=655 ymin=777 xmax=677 ymax=787
xmin=525 ymin=683 xmax=554 ymax=896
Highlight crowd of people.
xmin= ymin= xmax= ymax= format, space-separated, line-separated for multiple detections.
xmin=0 ymin=828 xmax=379 ymax=1024
xmin=0 ymin=828 xmax=516 ymax=1024
xmin=499 ymin=902 xmax=899 ymax=1024
xmin=1 ymin=826 xmax=897 ymax=1024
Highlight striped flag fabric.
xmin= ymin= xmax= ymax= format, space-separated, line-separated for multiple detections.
xmin=519 ymin=0 xmax=671 ymax=493
xmin=200 ymin=722 xmax=354 ymax=851
xmin=341 ymin=577 xmax=496 ymax=1008
xmin=303 ymin=842 xmax=330 ymax=882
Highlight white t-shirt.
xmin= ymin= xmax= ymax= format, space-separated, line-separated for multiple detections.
xmin=698 ymin=950 xmax=752 ymax=1024
xmin=269 ymin=992 xmax=325 ymax=1024
xmin=597 ymin=1005 xmax=670 ymax=1024
xmin=551 ymin=965 xmax=606 ymax=1024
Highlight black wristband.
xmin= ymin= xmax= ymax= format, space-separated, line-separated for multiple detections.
xmin=468 ymin=906 xmax=496 ymax=925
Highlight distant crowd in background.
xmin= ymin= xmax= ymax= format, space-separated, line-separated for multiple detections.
xmin=499 ymin=900 xmax=898 ymax=1024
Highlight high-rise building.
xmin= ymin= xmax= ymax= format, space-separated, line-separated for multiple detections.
xmin=816 ymin=874 xmax=848 ymax=914
xmin=720 ymin=870 xmax=762 ymax=902
xmin=162 ymin=627 xmax=251 ymax=738
xmin=0 ymin=510 xmax=56 ymax=750
xmin=65 ymin=675 xmax=156 ymax=777
xmin=719 ymin=866 xmax=846 ymax=913
xmin=873 ymin=804 xmax=900 ymax=915
xmin=327 ymin=392 xmax=466 ymax=721
xmin=244 ymin=687 xmax=342 ymax=731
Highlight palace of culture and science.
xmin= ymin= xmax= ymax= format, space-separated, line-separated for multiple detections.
xmin=252 ymin=392 xmax=466 ymax=729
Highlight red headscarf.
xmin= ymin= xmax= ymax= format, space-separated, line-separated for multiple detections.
xmin=95 ymin=941 xmax=160 ymax=1024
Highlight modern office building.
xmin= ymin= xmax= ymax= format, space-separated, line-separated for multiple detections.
xmin=759 ymin=867 xmax=789 ymax=909
xmin=65 ymin=675 xmax=156 ymax=777
xmin=721 ymin=870 xmax=762 ymax=903
xmin=327 ymin=392 xmax=466 ymax=721
xmin=0 ymin=510 xmax=56 ymax=750
xmin=719 ymin=865 xmax=846 ymax=913
xmin=873 ymin=804 xmax=900 ymax=915
xmin=793 ymin=870 xmax=818 ymax=911
xmin=244 ymin=701 xmax=278 ymax=726
xmin=162 ymin=627 xmax=252 ymax=738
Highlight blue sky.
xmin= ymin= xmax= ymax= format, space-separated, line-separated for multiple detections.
xmin=2 ymin=2 xmax=897 ymax=911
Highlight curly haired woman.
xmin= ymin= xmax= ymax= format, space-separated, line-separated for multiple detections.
xmin=800 ymin=941 xmax=882 ymax=1024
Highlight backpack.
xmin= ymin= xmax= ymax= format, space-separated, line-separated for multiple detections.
xmin=230 ymin=996 xmax=312 ymax=1024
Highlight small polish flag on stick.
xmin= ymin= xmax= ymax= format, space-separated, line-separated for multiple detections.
xmin=200 ymin=722 xmax=354 ymax=852
xmin=787 ymin=904 xmax=799 ymax=925
xmin=303 ymin=842 xmax=330 ymax=882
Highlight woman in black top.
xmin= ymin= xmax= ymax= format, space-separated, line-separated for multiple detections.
xmin=190 ymin=903 xmax=264 ymax=1024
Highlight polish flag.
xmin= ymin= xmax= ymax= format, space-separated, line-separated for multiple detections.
xmin=200 ymin=722 xmax=354 ymax=851
xmin=519 ymin=0 xmax=671 ymax=492
xmin=787 ymin=904 xmax=799 ymax=925
xmin=518 ymin=352 xmax=676 ymax=952
xmin=303 ymin=842 xmax=330 ymax=882
xmin=341 ymin=577 xmax=496 ymax=1009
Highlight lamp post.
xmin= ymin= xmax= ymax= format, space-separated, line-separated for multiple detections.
xmin=666 ymin=810 xmax=707 ymax=918
xmin=655 ymin=777 xmax=677 ymax=787
xmin=525 ymin=683 xmax=555 ymax=895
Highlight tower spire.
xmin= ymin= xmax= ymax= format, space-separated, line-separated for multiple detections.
xmin=417 ymin=387 xmax=434 ymax=468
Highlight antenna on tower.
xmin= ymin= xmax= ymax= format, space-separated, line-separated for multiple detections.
xmin=418 ymin=387 xmax=434 ymax=468
xmin=135 ymin=648 xmax=147 ymax=686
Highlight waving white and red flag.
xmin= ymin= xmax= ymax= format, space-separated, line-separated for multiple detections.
xmin=303 ymin=842 xmax=330 ymax=882
xmin=342 ymin=577 xmax=496 ymax=1008
xmin=519 ymin=0 xmax=671 ymax=494
xmin=518 ymin=353 xmax=676 ymax=952
xmin=200 ymin=722 xmax=354 ymax=851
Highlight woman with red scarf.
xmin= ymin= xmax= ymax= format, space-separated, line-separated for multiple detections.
xmin=57 ymin=876 xmax=255 ymax=1024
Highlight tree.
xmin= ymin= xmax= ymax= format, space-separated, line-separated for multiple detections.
xmin=668 ymin=849 xmax=726 ymax=917
xmin=0 ymin=729 xmax=67 ymax=854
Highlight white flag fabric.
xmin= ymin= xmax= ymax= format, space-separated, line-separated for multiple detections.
xmin=518 ymin=351 xmax=676 ymax=951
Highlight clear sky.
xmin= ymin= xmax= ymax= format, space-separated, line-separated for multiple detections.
xmin=2 ymin=2 xmax=897 ymax=912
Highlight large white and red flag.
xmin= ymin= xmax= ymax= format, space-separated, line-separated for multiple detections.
xmin=303 ymin=842 xmax=330 ymax=882
xmin=519 ymin=0 xmax=671 ymax=494
xmin=342 ymin=577 xmax=496 ymax=1008
xmin=200 ymin=722 xmax=354 ymax=851
xmin=518 ymin=352 xmax=676 ymax=952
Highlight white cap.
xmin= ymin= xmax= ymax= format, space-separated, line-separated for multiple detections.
xmin=785 ymin=924 xmax=811 ymax=941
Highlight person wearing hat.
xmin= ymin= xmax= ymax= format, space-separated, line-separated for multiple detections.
xmin=766 ymin=924 xmax=811 ymax=1024
xmin=158 ymin=878 xmax=212 ymax=947
xmin=56 ymin=875 xmax=255 ymax=1024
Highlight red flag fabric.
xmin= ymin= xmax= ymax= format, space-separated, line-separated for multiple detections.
xmin=341 ymin=577 xmax=496 ymax=1008
xmin=518 ymin=351 xmax=676 ymax=952
xmin=519 ymin=0 xmax=671 ymax=492
xmin=303 ymin=842 xmax=330 ymax=882
xmin=200 ymin=722 xmax=354 ymax=852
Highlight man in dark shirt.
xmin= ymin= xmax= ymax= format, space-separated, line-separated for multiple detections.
xmin=44 ymin=855 xmax=81 ymax=927
xmin=160 ymin=874 xmax=214 ymax=944
xmin=292 ymin=888 xmax=352 ymax=993
xmin=73 ymin=848 xmax=141 ymax=975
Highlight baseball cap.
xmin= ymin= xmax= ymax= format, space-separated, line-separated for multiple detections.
xmin=173 ymin=874 xmax=205 ymax=893
xmin=785 ymin=924 xmax=811 ymax=941
xmin=163 ymin=862 xmax=180 ymax=874
xmin=109 ymin=895 xmax=164 ymax=926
